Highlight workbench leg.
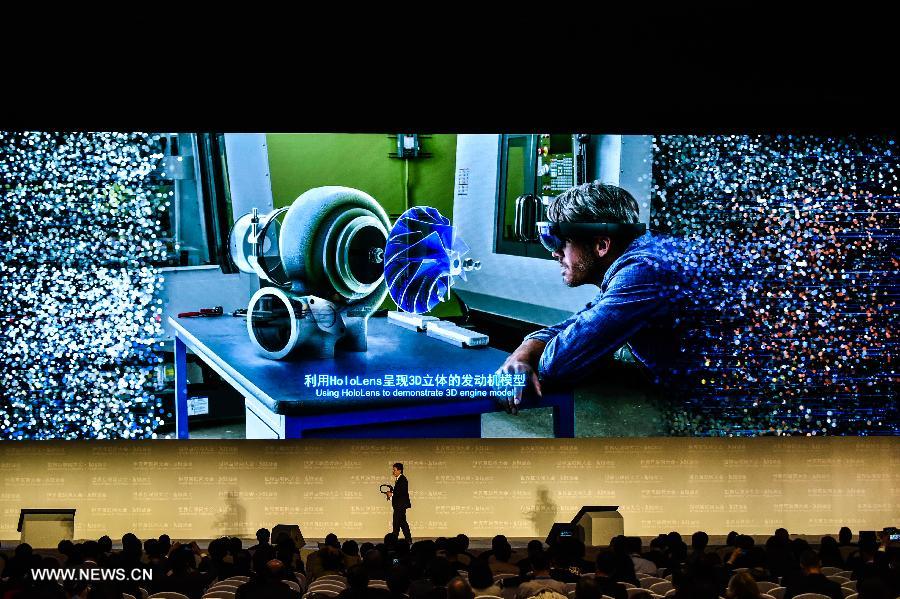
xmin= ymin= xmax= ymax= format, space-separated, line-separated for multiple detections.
xmin=174 ymin=335 xmax=190 ymax=440
xmin=552 ymin=393 xmax=575 ymax=438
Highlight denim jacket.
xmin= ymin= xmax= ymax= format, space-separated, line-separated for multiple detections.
xmin=523 ymin=233 xmax=694 ymax=386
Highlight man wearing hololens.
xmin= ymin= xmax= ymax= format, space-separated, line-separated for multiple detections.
xmin=496 ymin=181 xmax=693 ymax=414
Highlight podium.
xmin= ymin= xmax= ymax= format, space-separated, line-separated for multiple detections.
xmin=18 ymin=509 xmax=76 ymax=548
xmin=571 ymin=506 xmax=623 ymax=547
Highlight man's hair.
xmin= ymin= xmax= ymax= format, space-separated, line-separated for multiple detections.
xmin=692 ymin=531 xmax=709 ymax=550
xmin=347 ymin=564 xmax=370 ymax=589
xmin=97 ymin=536 xmax=112 ymax=553
xmin=626 ymin=537 xmax=643 ymax=555
xmin=576 ymin=576 xmax=605 ymax=599
xmin=426 ymin=557 xmax=455 ymax=586
xmin=257 ymin=528 xmax=270 ymax=543
xmin=800 ymin=550 xmax=821 ymax=570
xmin=393 ymin=462 xmax=404 ymax=472
xmin=594 ymin=551 xmax=616 ymax=576
xmin=448 ymin=576 xmax=476 ymax=599
xmin=531 ymin=551 xmax=550 ymax=572
xmin=728 ymin=572 xmax=761 ymax=599
xmin=547 ymin=182 xmax=639 ymax=225
xmin=467 ymin=558 xmax=494 ymax=590
xmin=839 ymin=527 xmax=853 ymax=544
xmin=320 ymin=545 xmax=345 ymax=572
xmin=495 ymin=542 xmax=512 ymax=562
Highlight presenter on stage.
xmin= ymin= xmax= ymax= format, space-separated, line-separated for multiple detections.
xmin=386 ymin=462 xmax=412 ymax=544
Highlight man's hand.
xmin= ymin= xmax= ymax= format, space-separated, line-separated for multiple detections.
xmin=495 ymin=339 xmax=545 ymax=415
xmin=386 ymin=490 xmax=393 ymax=499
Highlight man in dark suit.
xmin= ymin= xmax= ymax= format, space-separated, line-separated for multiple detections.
xmin=386 ymin=462 xmax=412 ymax=543
xmin=784 ymin=550 xmax=842 ymax=599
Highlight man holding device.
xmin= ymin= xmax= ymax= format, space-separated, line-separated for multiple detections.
xmin=497 ymin=181 xmax=697 ymax=414
xmin=385 ymin=462 xmax=412 ymax=544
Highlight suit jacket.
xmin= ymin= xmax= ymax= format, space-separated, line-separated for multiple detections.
xmin=784 ymin=573 xmax=843 ymax=599
xmin=392 ymin=474 xmax=411 ymax=509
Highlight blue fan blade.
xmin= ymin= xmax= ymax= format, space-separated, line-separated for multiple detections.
xmin=384 ymin=207 xmax=465 ymax=314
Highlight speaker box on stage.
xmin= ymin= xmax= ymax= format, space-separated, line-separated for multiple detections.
xmin=271 ymin=524 xmax=304 ymax=548
xmin=571 ymin=506 xmax=624 ymax=547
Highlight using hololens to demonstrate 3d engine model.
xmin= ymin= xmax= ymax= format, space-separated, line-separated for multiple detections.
xmin=1 ymin=132 xmax=896 ymax=439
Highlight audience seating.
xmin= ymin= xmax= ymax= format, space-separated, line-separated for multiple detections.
xmin=767 ymin=587 xmax=787 ymax=599
xmin=283 ymin=580 xmax=303 ymax=593
xmin=639 ymin=577 xmax=666 ymax=589
xmin=305 ymin=589 xmax=341 ymax=598
xmin=649 ymin=581 xmax=673 ymax=595
xmin=3 ymin=528 xmax=897 ymax=599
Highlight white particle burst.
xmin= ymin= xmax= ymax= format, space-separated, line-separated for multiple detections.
xmin=0 ymin=131 xmax=166 ymax=439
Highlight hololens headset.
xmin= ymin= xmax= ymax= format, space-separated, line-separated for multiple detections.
xmin=536 ymin=221 xmax=647 ymax=253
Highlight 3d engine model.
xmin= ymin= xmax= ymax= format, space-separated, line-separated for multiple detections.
xmin=229 ymin=187 xmax=482 ymax=359
xmin=229 ymin=186 xmax=392 ymax=359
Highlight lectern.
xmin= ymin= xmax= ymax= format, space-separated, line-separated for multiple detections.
xmin=18 ymin=509 xmax=76 ymax=548
xmin=571 ymin=505 xmax=624 ymax=546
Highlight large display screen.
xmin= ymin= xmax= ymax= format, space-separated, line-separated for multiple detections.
xmin=0 ymin=132 xmax=896 ymax=439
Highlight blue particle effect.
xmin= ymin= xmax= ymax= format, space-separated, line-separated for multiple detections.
xmin=652 ymin=135 xmax=898 ymax=436
xmin=0 ymin=132 xmax=167 ymax=440
xmin=384 ymin=206 xmax=461 ymax=314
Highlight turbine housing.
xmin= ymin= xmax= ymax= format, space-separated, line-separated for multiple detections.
xmin=230 ymin=186 xmax=391 ymax=359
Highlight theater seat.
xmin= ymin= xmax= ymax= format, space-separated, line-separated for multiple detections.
xmin=767 ymin=587 xmax=786 ymax=599
xmin=650 ymin=582 xmax=673 ymax=595
xmin=639 ymin=578 xmax=666 ymax=589
xmin=150 ymin=593 xmax=191 ymax=599
xmin=793 ymin=594 xmax=831 ymax=599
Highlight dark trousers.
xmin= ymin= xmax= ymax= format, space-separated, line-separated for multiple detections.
xmin=392 ymin=507 xmax=411 ymax=541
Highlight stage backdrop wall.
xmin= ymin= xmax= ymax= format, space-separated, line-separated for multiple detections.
xmin=1 ymin=438 xmax=897 ymax=544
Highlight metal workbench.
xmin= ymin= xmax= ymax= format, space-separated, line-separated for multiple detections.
xmin=169 ymin=316 xmax=574 ymax=439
